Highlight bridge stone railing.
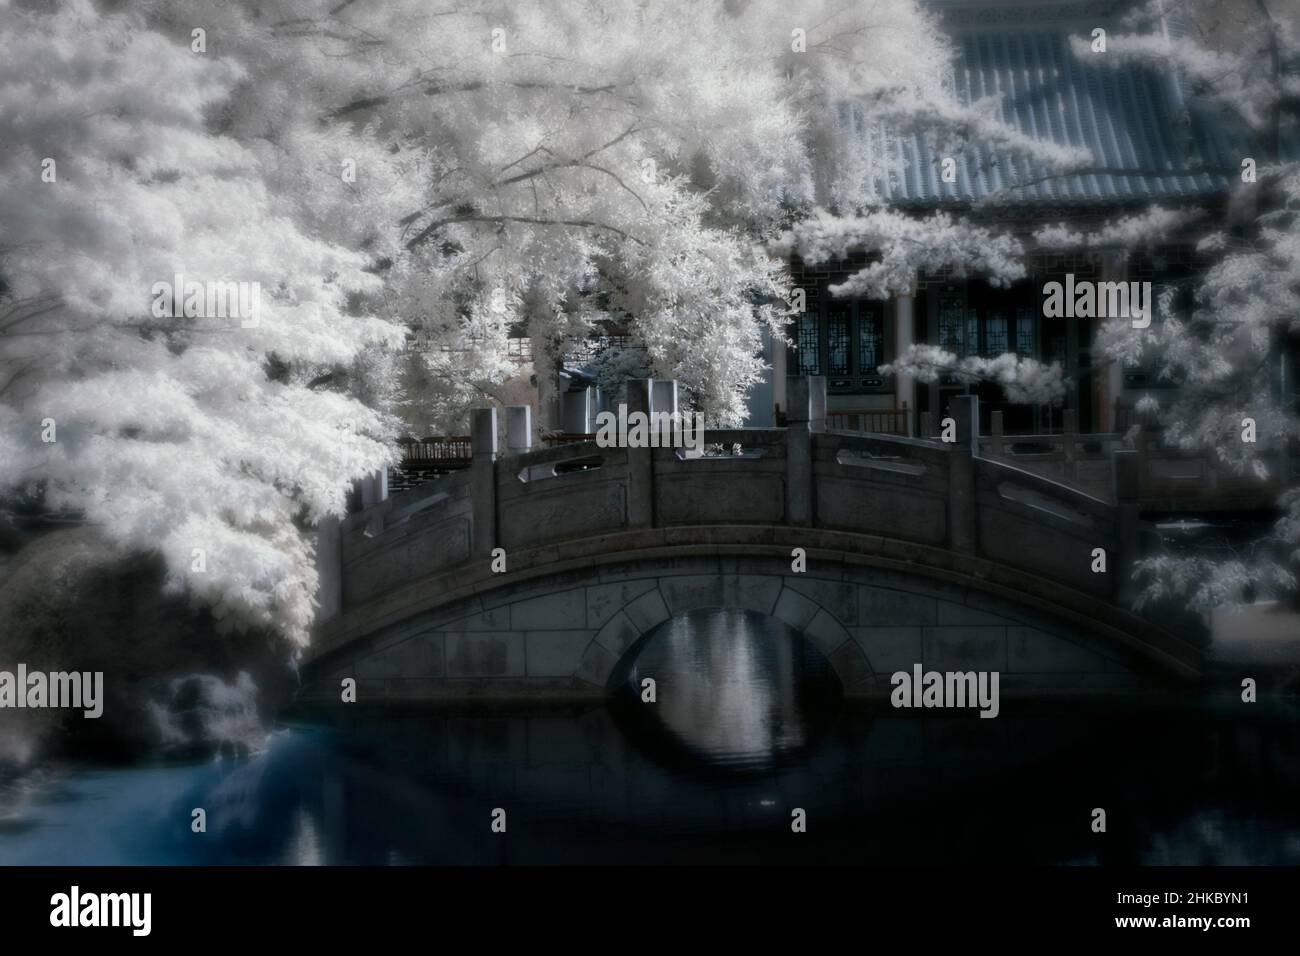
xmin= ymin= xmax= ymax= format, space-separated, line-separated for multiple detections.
xmin=317 ymin=377 xmax=1157 ymax=632
xmin=954 ymin=408 xmax=1297 ymax=511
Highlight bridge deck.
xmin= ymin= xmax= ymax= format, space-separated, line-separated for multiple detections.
xmin=310 ymin=389 xmax=1208 ymax=698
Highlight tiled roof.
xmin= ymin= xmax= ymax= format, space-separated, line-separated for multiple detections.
xmin=874 ymin=29 xmax=1240 ymax=206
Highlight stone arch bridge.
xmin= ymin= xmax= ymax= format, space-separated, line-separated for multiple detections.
xmin=300 ymin=382 xmax=1202 ymax=703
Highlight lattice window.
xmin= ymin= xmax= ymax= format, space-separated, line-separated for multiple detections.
xmin=938 ymin=295 xmax=965 ymax=355
xmin=985 ymin=312 xmax=1008 ymax=355
xmin=797 ymin=314 xmax=821 ymax=375
xmin=858 ymin=306 xmax=883 ymax=371
xmin=827 ymin=308 xmax=851 ymax=376
xmin=1015 ymin=308 xmax=1035 ymax=356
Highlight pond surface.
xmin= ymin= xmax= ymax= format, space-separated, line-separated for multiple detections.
xmin=3 ymin=608 xmax=1299 ymax=865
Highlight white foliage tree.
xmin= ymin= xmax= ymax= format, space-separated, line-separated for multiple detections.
xmin=204 ymin=0 xmax=1080 ymax=427
xmin=221 ymin=0 xmax=823 ymax=427
xmin=881 ymin=346 xmax=1068 ymax=406
xmin=1 ymin=0 xmax=994 ymax=645
xmin=1069 ymin=0 xmax=1300 ymax=611
xmin=888 ymin=0 xmax=1300 ymax=611
xmin=776 ymin=207 xmax=1030 ymax=299
xmin=0 ymin=1 xmax=404 ymax=645
xmin=773 ymin=6 xmax=1095 ymax=396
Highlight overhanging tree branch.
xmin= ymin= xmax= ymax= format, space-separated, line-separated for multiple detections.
xmin=405 ymin=214 xmax=645 ymax=252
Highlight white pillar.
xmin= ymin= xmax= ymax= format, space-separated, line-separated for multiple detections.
xmin=895 ymin=291 xmax=916 ymax=436
xmin=772 ymin=321 xmax=789 ymax=422
xmin=1101 ymin=253 xmax=1127 ymax=432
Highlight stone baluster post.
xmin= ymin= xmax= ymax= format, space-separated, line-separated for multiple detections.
xmin=808 ymin=375 xmax=827 ymax=434
xmin=506 ymin=405 xmax=532 ymax=456
xmin=990 ymin=410 xmax=1005 ymax=457
xmin=651 ymin=380 xmax=679 ymax=421
xmin=561 ymin=385 xmax=595 ymax=434
xmin=360 ymin=466 xmax=387 ymax=508
xmin=786 ymin=376 xmax=816 ymax=527
xmin=360 ymin=465 xmax=387 ymax=538
xmin=626 ymin=379 xmax=654 ymax=529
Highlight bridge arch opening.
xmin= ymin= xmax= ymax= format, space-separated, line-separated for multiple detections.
xmin=608 ymin=608 xmax=844 ymax=774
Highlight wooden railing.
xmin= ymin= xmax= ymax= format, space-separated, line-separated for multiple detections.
xmin=541 ymin=431 xmax=596 ymax=447
xmin=390 ymin=436 xmax=473 ymax=493
xmin=398 ymin=435 xmax=472 ymax=463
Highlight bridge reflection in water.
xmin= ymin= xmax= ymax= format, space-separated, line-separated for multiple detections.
xmin=610 ymin=609 xmax=841 ymax=773
xmin=5 ymin=608 xmax=1300 ymax=866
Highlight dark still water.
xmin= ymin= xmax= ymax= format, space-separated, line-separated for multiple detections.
xmin=3 ymin=608 xmax=1300 ymax=865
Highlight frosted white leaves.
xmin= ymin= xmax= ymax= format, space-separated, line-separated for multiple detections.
xmin=1068 ymin=2 xmax=1295 ymax=134
xmin=0 ymin=4 xmax=404 ymax=645
xmin=1033 ymin=207 xmax=1205 ymax=252
xmin=881 ymin=345 xmax=1067 ymax=405
xmin=1133 ymin=554 xmax=1297 ymax=615
xmin=621 ymin=192 xmax=792 ymax=425
xmin=778 ymin=208 xmax=1026 ymax=300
